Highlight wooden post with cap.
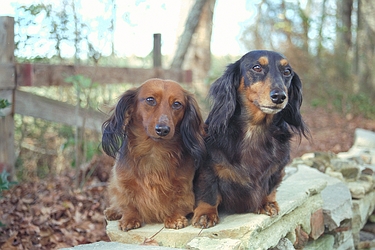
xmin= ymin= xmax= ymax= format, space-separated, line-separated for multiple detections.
xmin=153 ymin=33 xmax=162 ymax=68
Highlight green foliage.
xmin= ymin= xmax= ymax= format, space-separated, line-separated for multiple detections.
xmin=309 ymin=88 xmax=375 ymax=120
xmin=63 ymin=74 xmax=102 ymax=169
xmin=85 ymin=141 xmax=102 ymax=162
xmin=0 ymin=99 xmax=11 ymax=109
xmin=348 ymin=93 xmax=375 ymax=119
xmin=58 ymin=125 xmax=75 ymax=141
xmin=12 ymin=73 xmax=126 ymax=181
xmin=310 ymin=98 xmax=326 ymax=108
xmin=65 ymin=74 xmax=99 ymax=90
xmin=0 ymin=170 xmax=16 ymax=201
xmin=208 ymin=55 xmax=239 ymax=85
xmin=64 ymin=74 xmax=100 ymax=108
xmin=0 ymin=170 xmax=11 ymax=192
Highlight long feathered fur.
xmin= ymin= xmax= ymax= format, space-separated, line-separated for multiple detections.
xmin=102 ymin=79 xmax=206 ymax=231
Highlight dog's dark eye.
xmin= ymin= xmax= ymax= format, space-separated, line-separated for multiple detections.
xmin=172 ymin=101 xmax=182 ymax=110
xmin=252 ymin=65 xmax=262 ymax=72
xmin=283 ymin=69 xmax=292 ymax=76
xmin=146 ymin=97 xmax=156 ymax=106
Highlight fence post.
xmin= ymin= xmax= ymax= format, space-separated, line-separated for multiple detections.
xmin=0 ymin=16 xmax=15 ymax=179
xmin=153 ymin=33 xmax=162 ymax=68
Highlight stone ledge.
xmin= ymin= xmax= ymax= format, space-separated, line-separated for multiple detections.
xmin=352 ymin=190 xmax=375 ymax=246
xmin=61 ymin=241 xmax=176 ymax=250
xmin=304 ymin=234 xmax=334 ymax=250
xmin=106 ymin=165 xmax=327 ymax=249
xmin=353 ymin=128 xmax=375 ymax=148
xmin=321 ymin=182 xmax=352 ymax=231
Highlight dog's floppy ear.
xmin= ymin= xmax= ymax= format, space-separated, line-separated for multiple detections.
xmin=102 ymin=88 xmax=137 ymax=158
xmin=206 ymin=60 xmax=241 ymax=135
xmin=281 ymin=72 xmax=308 ymax=138
xmin=180 ymin=94 xmax=206 ymax=169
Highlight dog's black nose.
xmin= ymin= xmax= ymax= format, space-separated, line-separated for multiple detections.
xmin=155 ymin=124 xmax=170 ymax=136
xmin=270 ymin=89 xmax=287 ymax=104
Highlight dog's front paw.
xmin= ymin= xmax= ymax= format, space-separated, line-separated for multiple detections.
xmin=118 ymin=217 xmax=142 ymax=231
xmin=192 ymin=202 xmax=219 ymax=228
xmin=164 ymin=215 xmax=188 ymax=229
xmin=192 ymin=213 xmax=219 ymax=228
xmin=258 ymin=201 xmax=279 ymax=217
xmin=104 ymin=207 xmax=122 ymax=221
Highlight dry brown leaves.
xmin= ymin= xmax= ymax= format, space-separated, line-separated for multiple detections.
xmin=291 ymin=106 xmax=375 ymax=159
xmin=0 ymin=171 xmax=111 ymax=249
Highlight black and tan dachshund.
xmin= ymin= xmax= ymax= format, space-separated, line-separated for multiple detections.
xmin=192 ymin=50 xmax=309 ymax=228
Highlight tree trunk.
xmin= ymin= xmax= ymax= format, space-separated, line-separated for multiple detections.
xmin=182 ymin=0 xmax=216 ymax=84
xmin=170 ymin=0 xmax=208 ymax=69
xmin=356 ymin=0 xmax=375 ymax=93
xmin=334 ymin=0 xmax=354 ymax=92
xmin=316 ymin=0 xmax=327 ymax=59
xmin=336 ymin=0 xmax=353 ymax=52
xmin=298 ymin=0 xmax=312 ymax=53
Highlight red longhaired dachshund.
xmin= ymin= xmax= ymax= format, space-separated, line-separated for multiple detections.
xmin=102 ymin=78 xmax=205 ymax=231
xmin=192 ymin=50 xmax=309 ymax=228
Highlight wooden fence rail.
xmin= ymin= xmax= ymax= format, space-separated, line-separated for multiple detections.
xmin=16 ymin=63 xmax=192 ymax=87
xmin=0 ymin=16 xmax=192 ymax=179
xmin=14 ymin=90 xmax=106 ymax=132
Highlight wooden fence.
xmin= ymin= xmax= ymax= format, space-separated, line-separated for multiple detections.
xmin=0 ymin=16 xmax=192 ymax=179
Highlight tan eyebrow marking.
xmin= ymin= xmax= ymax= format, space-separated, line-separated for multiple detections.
xmin=280 ymin=59 xmax=289 ymax=66
xmin=258 ymin=56 xmax=268 ymax=65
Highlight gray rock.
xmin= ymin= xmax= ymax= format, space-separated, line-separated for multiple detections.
xmin=304 ymin=235 xmax=334 ymax=250
xmin=352 ymin=190 xmax=375 ymax=245
xmin=330 ymin=159 xmax=360 ymax=181
xmin=61 ymin=241 xmax=177 ymax=250
xmin=333 ymin=230 xmax=355 ymax=250
xmin=346 ymin=180 xmax=374 ymax=199
xmin=187 ymin=237 xmax=241 ymax=250
xmin=284 ymin=166 xmax=298 ymax=180
xmin=269 ymin=238 xmax=294 ymax=250
xmin=353 ymin=128 xmax=375 ymax=148
xmin=321 ymin=182 xmax=353 ymax=231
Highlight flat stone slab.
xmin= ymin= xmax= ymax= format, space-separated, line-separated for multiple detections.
xmin=321 ymin=182 xmax=353 ymax=231
xmin=352 ymin=189 xmax=375 ymax=245
xmin=304 ymin=235 xmax=334 ymax=250
xmin=61 ymin=241 xmax=176 ymax=250
xmin=106 ymin=165 xmax=327 ymax=249
xmin=353 ymin=128 xmax=375 ymax=148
